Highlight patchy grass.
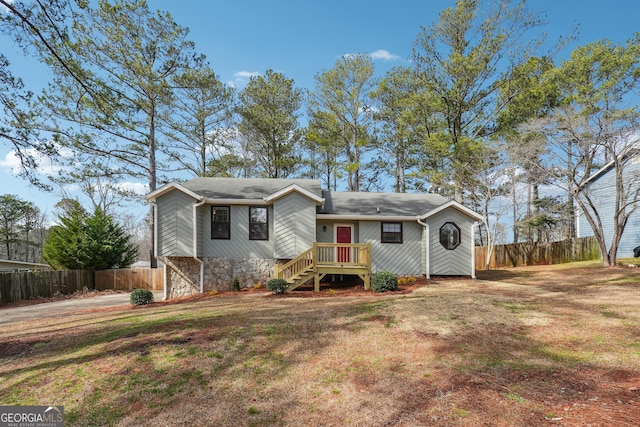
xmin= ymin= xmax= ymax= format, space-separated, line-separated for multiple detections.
xmin=2 ymin=262 xmax=640 ymax=426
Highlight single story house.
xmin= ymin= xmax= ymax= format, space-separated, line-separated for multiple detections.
xmin=0 ymin=259 xmax=50 ymax=271
xmin=146 ymin=178 xmax=483 ymax=299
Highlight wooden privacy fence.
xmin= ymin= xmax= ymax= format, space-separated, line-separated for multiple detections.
xmin=0 ymin=268 xmax=164 ymax=304
xmin=0 ymin=270 xmax=93 ymax=304
xmin=94 ymin=268 xmax=164 ymax=292
xmin=475 ymin=236 xmax=601 ymax=269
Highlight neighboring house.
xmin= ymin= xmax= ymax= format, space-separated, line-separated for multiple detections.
xmin=576 ymin=153 xmax=640 ymax=258
xmin=0 ymin=260 xmax=50 ymax=271
xmin=146 ymin=178 xmax=483 ymax=299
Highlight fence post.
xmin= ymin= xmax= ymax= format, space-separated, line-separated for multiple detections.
xmin=475 ymin=236 xmax=601 ymax=268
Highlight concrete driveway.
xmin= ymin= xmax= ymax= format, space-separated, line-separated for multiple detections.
xmin=0 ymin=291 xmax=164 ymax=325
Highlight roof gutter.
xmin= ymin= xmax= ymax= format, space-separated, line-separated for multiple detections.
xmin=203 ymin=198 xmax=267 ymax=205
xmin=316 ymin=214 xmax=418 ymax=221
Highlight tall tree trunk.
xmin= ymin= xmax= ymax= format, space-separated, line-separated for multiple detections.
xmin=512 ymin=167 xmax=518 ymax=243
xmin=533 ymin=183 xmax=541 ymax=243
xmin=149 ymin=112 xmax=158 ymax=269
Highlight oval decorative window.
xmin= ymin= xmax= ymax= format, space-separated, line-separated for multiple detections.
xmin=439 ymin=222 xmax=460 ymax=250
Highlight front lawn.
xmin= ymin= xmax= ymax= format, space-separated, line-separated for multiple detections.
xmin=2 ymin=262 xmax=639 ymax=426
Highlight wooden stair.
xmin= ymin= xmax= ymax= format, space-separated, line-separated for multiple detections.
xmin=274 ymin=242 xmax=372 ymax=292
xmin=274 ymin=247 xmax=315 ymax=291
xmin=285 ymin=266 xmax=314 ymax=291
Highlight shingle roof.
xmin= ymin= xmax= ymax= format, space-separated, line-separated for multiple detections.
xmin=321 ymin=190 xmax=449 ymax=217
xmin=170 ymin=178 xmax=453 ymax=217
xmin=182 ymin=177 xmax=323 ymax=200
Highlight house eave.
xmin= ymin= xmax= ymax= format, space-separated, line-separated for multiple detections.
xmin=203 ymin=198 xmax=269 ymax=205
xmin=264 ymin=184 xmax=324 ymax=205
xmin=316 ymin=214 xmax=419 ymax=221
xmin=146 ymin=182 xmax=203 ymax=202
xmin=418 ymin=200 xmax=484 ymax=222
xmin=0 ymin=259 xmax=51 ymax=270
xmin=580 ymin=146 xmax=640 ymax=189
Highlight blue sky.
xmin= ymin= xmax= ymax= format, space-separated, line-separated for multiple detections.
xmin=1 ymin=0 xmax=640 ymax=222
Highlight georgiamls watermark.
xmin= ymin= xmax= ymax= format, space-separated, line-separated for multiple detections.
xmin=0 ymin=406 xmax=64 ymax=427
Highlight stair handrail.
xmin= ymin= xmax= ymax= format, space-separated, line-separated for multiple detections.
xmin=275 ymin=246 xmax=314 ymax=280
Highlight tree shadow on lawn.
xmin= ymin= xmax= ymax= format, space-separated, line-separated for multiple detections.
xmin=1 ymin=296 xmax=417 ymax=425
xmin=421 ymin=319 xmax=640 ymax=426
xmin=477 ymin=264 xmax=640 ymax=290
xmin=3 ymin=282 xmax=640 ymax=426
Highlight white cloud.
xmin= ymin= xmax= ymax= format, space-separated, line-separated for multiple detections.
xmin=1 ymin=146 xmax=148 ymax=197
xmin=0 ymin=151 xmax=20 ymax=170
xmin=234 ymin=70 xmax=260 ymax=81
xmin=369 ymin=49 xmax=400 ymax=61
xmin=115 ymin=181 xmax=148 ymax=196
xmin=341 ymin=50 xmax=401 ymax=62
xmin=0 ymin=148 xmax=67 ymax=175
xmin=0 ymin=0 xmax=14 ymax=14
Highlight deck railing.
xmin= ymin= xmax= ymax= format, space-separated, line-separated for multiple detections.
xmin=274 ymin=242 xmax=372 ymax=290
xmin=315 ymin=242 xmax=371 ymax=267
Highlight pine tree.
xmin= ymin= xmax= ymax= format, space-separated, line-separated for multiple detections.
xmin=83 ymin=207 xmax=138 ymax=270
xmin=43 ymin=201 xmax=138 ymax=270
xmin=42 ymin=200 xmax=87 ymax=270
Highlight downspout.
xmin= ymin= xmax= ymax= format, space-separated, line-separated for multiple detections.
xmin=150 ymin=201 xmax=168 ymax=301
xmin=150 ymin=202 xmax=158 ymax=264
xmin=471 ymin=222 xmax=478 ymax=279
xmin=417 ymin=218 xmax=430 ymax=280
xmin=193 ymin=199 xmax=206 ymax=293
xmin=162 ymin=258 xmax=167 ymax=300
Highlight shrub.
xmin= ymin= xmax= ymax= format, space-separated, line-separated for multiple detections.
xmin=43 ymin=201 xmax=137 ymax=270
xmin=130 ymin=288 xmax=154 ymax=305
xmin=397 ymin=277 xmax=407 ymax=286
xmin=407 ymin=276 xmax=416 ymax=283
xmin=371 ymin=271 xmax=398 ymax=292
xmin=232 ymin=276 xmax=241 ymax=291
xmin=266 ymin=278 xmax=288 ymax=294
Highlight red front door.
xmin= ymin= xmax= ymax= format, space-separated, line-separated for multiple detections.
xmin=336 ymin=226 xmax=352 ymax=263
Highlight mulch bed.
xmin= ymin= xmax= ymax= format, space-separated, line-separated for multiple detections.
xmin=270 ymin=274 xmax=432 ymax=297
xmin=1 ymin=275 xmax=441 ymax=311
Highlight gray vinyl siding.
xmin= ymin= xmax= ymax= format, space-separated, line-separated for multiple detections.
xmin=316 ymin=220 xmax=333 ymax=243
xmin=273 ymin=193 xmax=316 ymax=258
xmin=196 ymin=204 xmax=207 ymax=257
xmin=578 ymin=158 xmax=640 ymax=258
xmin=157 ymin=191 xmax=196 ymax=257
xmin=360 ymin=221 xmax=423 ymax=275
xmin=315 ymin=221 xmax=360 ymax=244
xmin=202 ymin=205 xmax=274 ymax=259
xmin=428 ymin=209 xmax=474 ymax=276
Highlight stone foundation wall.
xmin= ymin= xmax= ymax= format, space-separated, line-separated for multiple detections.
xmin=203 ymin=257 xmax=275 ymax=292
xmin=165 ymin=257 xmax=275 ymax=298
xmin=166 ymin=257 xmax=201 ymax=299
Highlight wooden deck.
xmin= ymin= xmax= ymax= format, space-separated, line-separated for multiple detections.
xmin=274 ymin=242 xmax=372 ymax=291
